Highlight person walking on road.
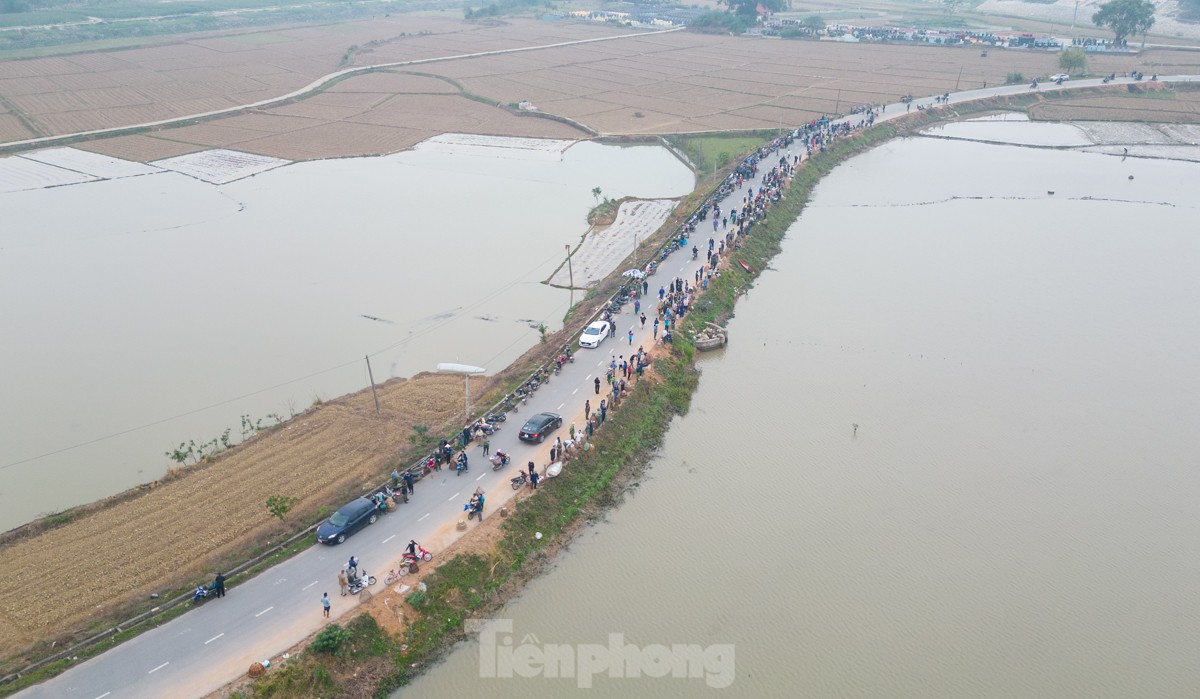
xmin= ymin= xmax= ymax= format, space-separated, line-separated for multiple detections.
xmin=403 ymin=470 xmax=414 ymax=495
xmin=640 ymin=312 xmax=646 ymax=328
xmin=653 ymin=317 xmax=659 ymax=340
xmin=628 ymin=328 xmax=634 ymax=345
xmin=321 ymin=593 xmax=331 ymax=618
xmin=594 ymin=376 xmax=601 ymax=394
xmin=214 ymin=572 xmax=226 ymax=598
xmin=337 ymin=570 xmax=348 ymax=596
xmin=482 ymin=437 xmax=490 ymax=456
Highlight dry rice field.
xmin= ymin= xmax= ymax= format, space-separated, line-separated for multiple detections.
xmin=4 ymin=16 xmax=1200 ymax=162
xmin=0 ymin=372 xmax=491 ymax=658
xmin=1030 ymin=90 xmax=1200 ymax=123
xmin=5 ymin=14 xmax=1200 ymax=664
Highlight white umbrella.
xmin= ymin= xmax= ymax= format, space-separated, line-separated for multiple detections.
xmin=622 ymin=269 xmax=646 ymax=279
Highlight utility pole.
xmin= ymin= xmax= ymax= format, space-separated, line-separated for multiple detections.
xmin=834 ymin=88 xmax=841 ymax=115
xmin=565 ymin=244 xmax=574 ymax=308
xmin=955 ymin=66 xmax=963 ymax=91
xmin=365 ymin=355 xmax=380 ymax=414
xmin=1071 ymin=0 xmax=1079 ymax=31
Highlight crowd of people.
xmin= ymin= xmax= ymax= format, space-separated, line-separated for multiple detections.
xmin=300 ymin=111 xmax=871 ymax=623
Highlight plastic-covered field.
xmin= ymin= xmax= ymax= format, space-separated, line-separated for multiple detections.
xmin=151 ymin=148 xmax=290 ymax=184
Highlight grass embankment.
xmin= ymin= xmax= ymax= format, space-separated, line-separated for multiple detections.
xmin=586 ymin=197 xmax=622 ymax=226
xmin=233 ymin=126 xmax=926 ymax=697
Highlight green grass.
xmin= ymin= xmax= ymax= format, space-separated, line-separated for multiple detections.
xmin=667 ymin=132 xmax=774 ymax=176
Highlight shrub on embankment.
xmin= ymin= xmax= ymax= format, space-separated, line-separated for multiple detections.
xmin=228 ymin=95 xmax=1079 ymax=699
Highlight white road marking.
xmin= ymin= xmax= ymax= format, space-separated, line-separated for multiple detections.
xmin=476 ymin=473 xmax=485 ymax=481
xmin=148 ymin=662 xmax=169 ymax=674
xmin=557 ymin=403 xmax=565 ymax=410
xmin=302 ymin=580 xmax=318 ymax=591
xmin=585 ymin=374 xmax=592 ymax=380
xmin=449 ymin=492 xmax=460 ymax=501
xmin=255 ymin=606 xmax=274 ymax=618
xmin=94 ymin=693 xmax=111 ymax=699
xmin=382 ymin=534 xmax=396 ymax=544
xmin=205 ymin=633 xmax=224 ymax=645
xmin=419 ymin=513 xmax=430 ymax=521
xmin=572 ymin=388 xmax=578 ymax=395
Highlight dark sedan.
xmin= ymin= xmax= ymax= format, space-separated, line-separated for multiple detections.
xmin=316 ymin=496 xmax=378 ymax=544
xmin=518 ymin=412 xmax=563 ymax=443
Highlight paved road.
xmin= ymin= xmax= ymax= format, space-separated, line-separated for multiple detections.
xmin=17 ymin=147 xmax=770 ymax=699
xmin=20 ymin=74 xmax=1200 ymax=698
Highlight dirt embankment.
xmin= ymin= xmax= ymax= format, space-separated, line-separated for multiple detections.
xmin=0 ymin=372 xmax=491 ymax=660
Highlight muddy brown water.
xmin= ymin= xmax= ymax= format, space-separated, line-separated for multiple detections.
xmin=0 ymin=141 xmax=693 ymax=530
xmin=398 ymin=126 xmax=1200 ymax=697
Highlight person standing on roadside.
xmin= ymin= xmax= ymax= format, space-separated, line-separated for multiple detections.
xmin=530 ymin=468 xmax=540 ymax=490
xmin=594 ymin=376 xmax=601 ymax=394
xmin=337 ymin=570 xmax=348 ymax=596
xmin=482 ymin=437 xmax=490 ymax=456
xmin=321 ymin=593 xmax=331 ymax=618
xmin=403 ymin=470 xmax=414 ymax=495
xmin=214 ymin=572 xmax=226 ymax=598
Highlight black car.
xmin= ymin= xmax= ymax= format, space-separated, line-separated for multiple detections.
xmin=316 ymin=497 xmax=378 ymax=544
xmin=518 ymin=412 xmax=563 ymax=443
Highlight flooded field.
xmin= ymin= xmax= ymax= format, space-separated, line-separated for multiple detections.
xmin=0 ymin=139 xmax=694 ymax=530
xmin=399 ymin=124 xmax=1200 ymax=697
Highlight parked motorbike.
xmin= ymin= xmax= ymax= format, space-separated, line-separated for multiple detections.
xmin=383 ymin=483 xmax=408 ymax=505
xmin=403 ymin=545 xmax=434 ymax=564
xmin=348 ymin=571 xmax=376 ymax=595
xmin=192 ymin=584 xmax=218 ymax=605
xmin=485 ymin=412 xmax=506 ymax=424
xmin=510 ymin=471 xmax=529 ymax=490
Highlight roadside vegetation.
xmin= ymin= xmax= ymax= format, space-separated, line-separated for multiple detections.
xmin=230 ymin=119 xmax=922 ymax=699
xmin=7 ymin=84 xmax=1192 ymax=695
xmin=229 ymin=88 xmax=1194 ymax=695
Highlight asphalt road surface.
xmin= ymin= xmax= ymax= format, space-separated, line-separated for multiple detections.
xmin=19 ymin=75 xmax=1197 ymax=698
